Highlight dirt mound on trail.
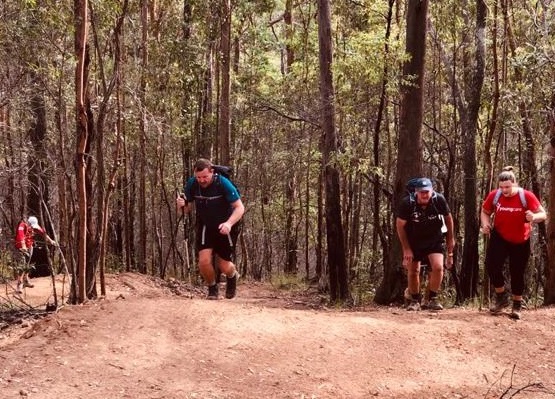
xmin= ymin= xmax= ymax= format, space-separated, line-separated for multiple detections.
xmin=1 ymin=272 xmax=555 ymax=398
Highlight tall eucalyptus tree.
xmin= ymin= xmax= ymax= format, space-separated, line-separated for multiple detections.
xmin=317 ymin=0 xmax=349 ymax=301
xmin=137 ymin=0 xmax=148 ymax=274
xmin=74 ymin=0 xmax=90 ymax=303
xmin=458 ymin=0 xmax=487 ymax=301
xmin=218 ymin=0 xmax=232 ymax=165
xmin=546 ymin=93 xmax=555 ymax=304
xmin=375 ymin=0 xmax=429 ymax=305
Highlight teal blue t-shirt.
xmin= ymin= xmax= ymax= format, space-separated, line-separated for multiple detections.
xmin=185 ymin=174 xmax=240 ymax=229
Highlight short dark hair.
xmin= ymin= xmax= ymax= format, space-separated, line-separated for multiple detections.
xmin=194 ymin=158 xmax=213 ymax=172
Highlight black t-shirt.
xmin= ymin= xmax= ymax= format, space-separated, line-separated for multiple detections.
xmin=397 ymin=193 xmax=450 ymax=249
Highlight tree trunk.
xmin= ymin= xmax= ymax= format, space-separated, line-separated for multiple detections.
xmin=95 ymin=0 xmax=127 ymax=296
xmin=503 ymin=0 xmax=548 ymax=302
xmin=459 ymin=0 xmax=487 ymax=301
xmin=27 ymin=88 xmax=50 ymax=222
xmin=284 ymin=178 xmax=298 ymax=274
xmin=138 ymin=0 xmax=148 ymax=274
xmin=317 ymin=0 xmax=349 ymax=302
xmin=283 ymin=3 xmax=298 ymax=276
xmin=218 ymin=0 xmax=231 ymax=165
xmin=375 ymin=0 xmax=428 ymax=305
xmin=372 ymin=0 xmax=395 ymax=277
xmin=74 ymin=0 xmax=89 ymax=304
xmin=545 ymin=92 xmax=555 ymax=305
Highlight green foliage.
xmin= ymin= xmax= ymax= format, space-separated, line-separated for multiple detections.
xmin=104 ymin=254 xmax=126 ymax=274
xmin=1 ymin=0 xmax=554 ymax=303
xmin=270 ymin=272 xmax=308 ymax=291
xmin=350 ymin=282 xmax=376 ymax=307
xmin=0 ymin=251 xmax=16 ymax=281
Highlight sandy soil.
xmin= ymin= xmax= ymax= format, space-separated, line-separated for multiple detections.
xmin=1 ymin=272 xmax=555 ymax=399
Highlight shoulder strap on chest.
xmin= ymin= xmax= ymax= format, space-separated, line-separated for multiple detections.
xmin=411 ymin=192 xmax=439 ymax=211
xmin=492 ymin=189 xmax=502 ymax=207
xmin=493 ymin=187 xmax=527 ymax=208
xmin=193 ymin=175 xmax=226 ymax=196
xmin=518 ymin=188 xmax=527 ymax=208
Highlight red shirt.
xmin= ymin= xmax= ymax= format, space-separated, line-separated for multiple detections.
xmin=482 ymin=189 xmax=541 ymax=243
xmin=15 ymin=220 xmax=34 ymax=249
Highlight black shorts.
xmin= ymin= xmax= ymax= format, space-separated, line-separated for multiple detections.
xmin=412 ymin=240 xmax=445 ymax=263
xmin=196 ymin=223 xmax=240 ymax=262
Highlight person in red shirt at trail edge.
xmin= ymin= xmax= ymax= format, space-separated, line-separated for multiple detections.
xmin=480 ymin=166 xmax=547 ymax=320
xmin=14 ymin=215 xmax=56 ymax=294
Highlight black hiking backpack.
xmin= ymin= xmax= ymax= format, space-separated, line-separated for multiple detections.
xmin=212 ymin=164 xmax=240 ymax=194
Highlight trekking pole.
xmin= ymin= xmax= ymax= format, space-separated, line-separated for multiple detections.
xmin=449 ymin=261 xmax=462 ymax=306
xmin=176 ymin=189 xmax=191 ymax=281
xmin=40 ymin=200 xmax=74 ymax=307
xmin=55 ymin=244 xmax=72 ymax=305
xmin=480 ymin=232 xmax=490 ymax=311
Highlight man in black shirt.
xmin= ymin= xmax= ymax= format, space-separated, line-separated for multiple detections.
xmin=396 ymin=178 xmax=455 ymax=311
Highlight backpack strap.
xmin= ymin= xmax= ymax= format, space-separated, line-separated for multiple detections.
xmin=492 ymin=187 xmax=527 ymax=209
xmin=518 ymin=187 xmax=527 ymax=208
xmin=410 ymin=191 xmax=439 ymax=215
xmin=492 ymin=189 xmax=502 ymax=207
xmin=191 ymin=174 xmax=224 ymax=196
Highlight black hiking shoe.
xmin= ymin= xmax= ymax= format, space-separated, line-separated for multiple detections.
xmin=207 ymin=284 xmax=219 ymax=300
xmin=490 ymin=291 xmax=510 ymax=313
xmin=225 ymin=272 xmax=238 ymax=299
xmin=509 ymin=301 xmax=522 ymax=320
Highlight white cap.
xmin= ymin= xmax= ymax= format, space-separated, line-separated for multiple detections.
xmin=28 ymin=216 xmax=39 ymax=228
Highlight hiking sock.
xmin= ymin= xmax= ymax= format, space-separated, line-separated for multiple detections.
xmin=428 ymin=291 xmax=438 ymax=299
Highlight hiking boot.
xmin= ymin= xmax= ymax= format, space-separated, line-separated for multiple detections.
xmin=15 ymin=282 xmax=23 ymax=295
xmin=406 ymin=300 xmax=421 ymax=311
xmin=23 ymin=279 xmax=34 ymax=288
xmin=225 ymin=272 xmax=238 ymax=299
xmin=404 ymin=288 xmax=412 ymax=307
xmin=207 ymin=284 xmax=219 ymax=300
xmin=509 ymin=301 xmax=522 ymax=320
xmin=490 ymin=291 xmax=510 ymax=313
xmin=427 ymin=297 xmax=443 ymax=311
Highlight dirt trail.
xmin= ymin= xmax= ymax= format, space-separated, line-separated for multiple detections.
xmin=1 ymin=273 xmax=555 ymax=398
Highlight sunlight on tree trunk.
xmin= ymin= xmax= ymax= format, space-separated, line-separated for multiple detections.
xmin=138 ymin=0 xmax=148 ymax=274
xmin=74 ymin=0 xmax=89 ymax=303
